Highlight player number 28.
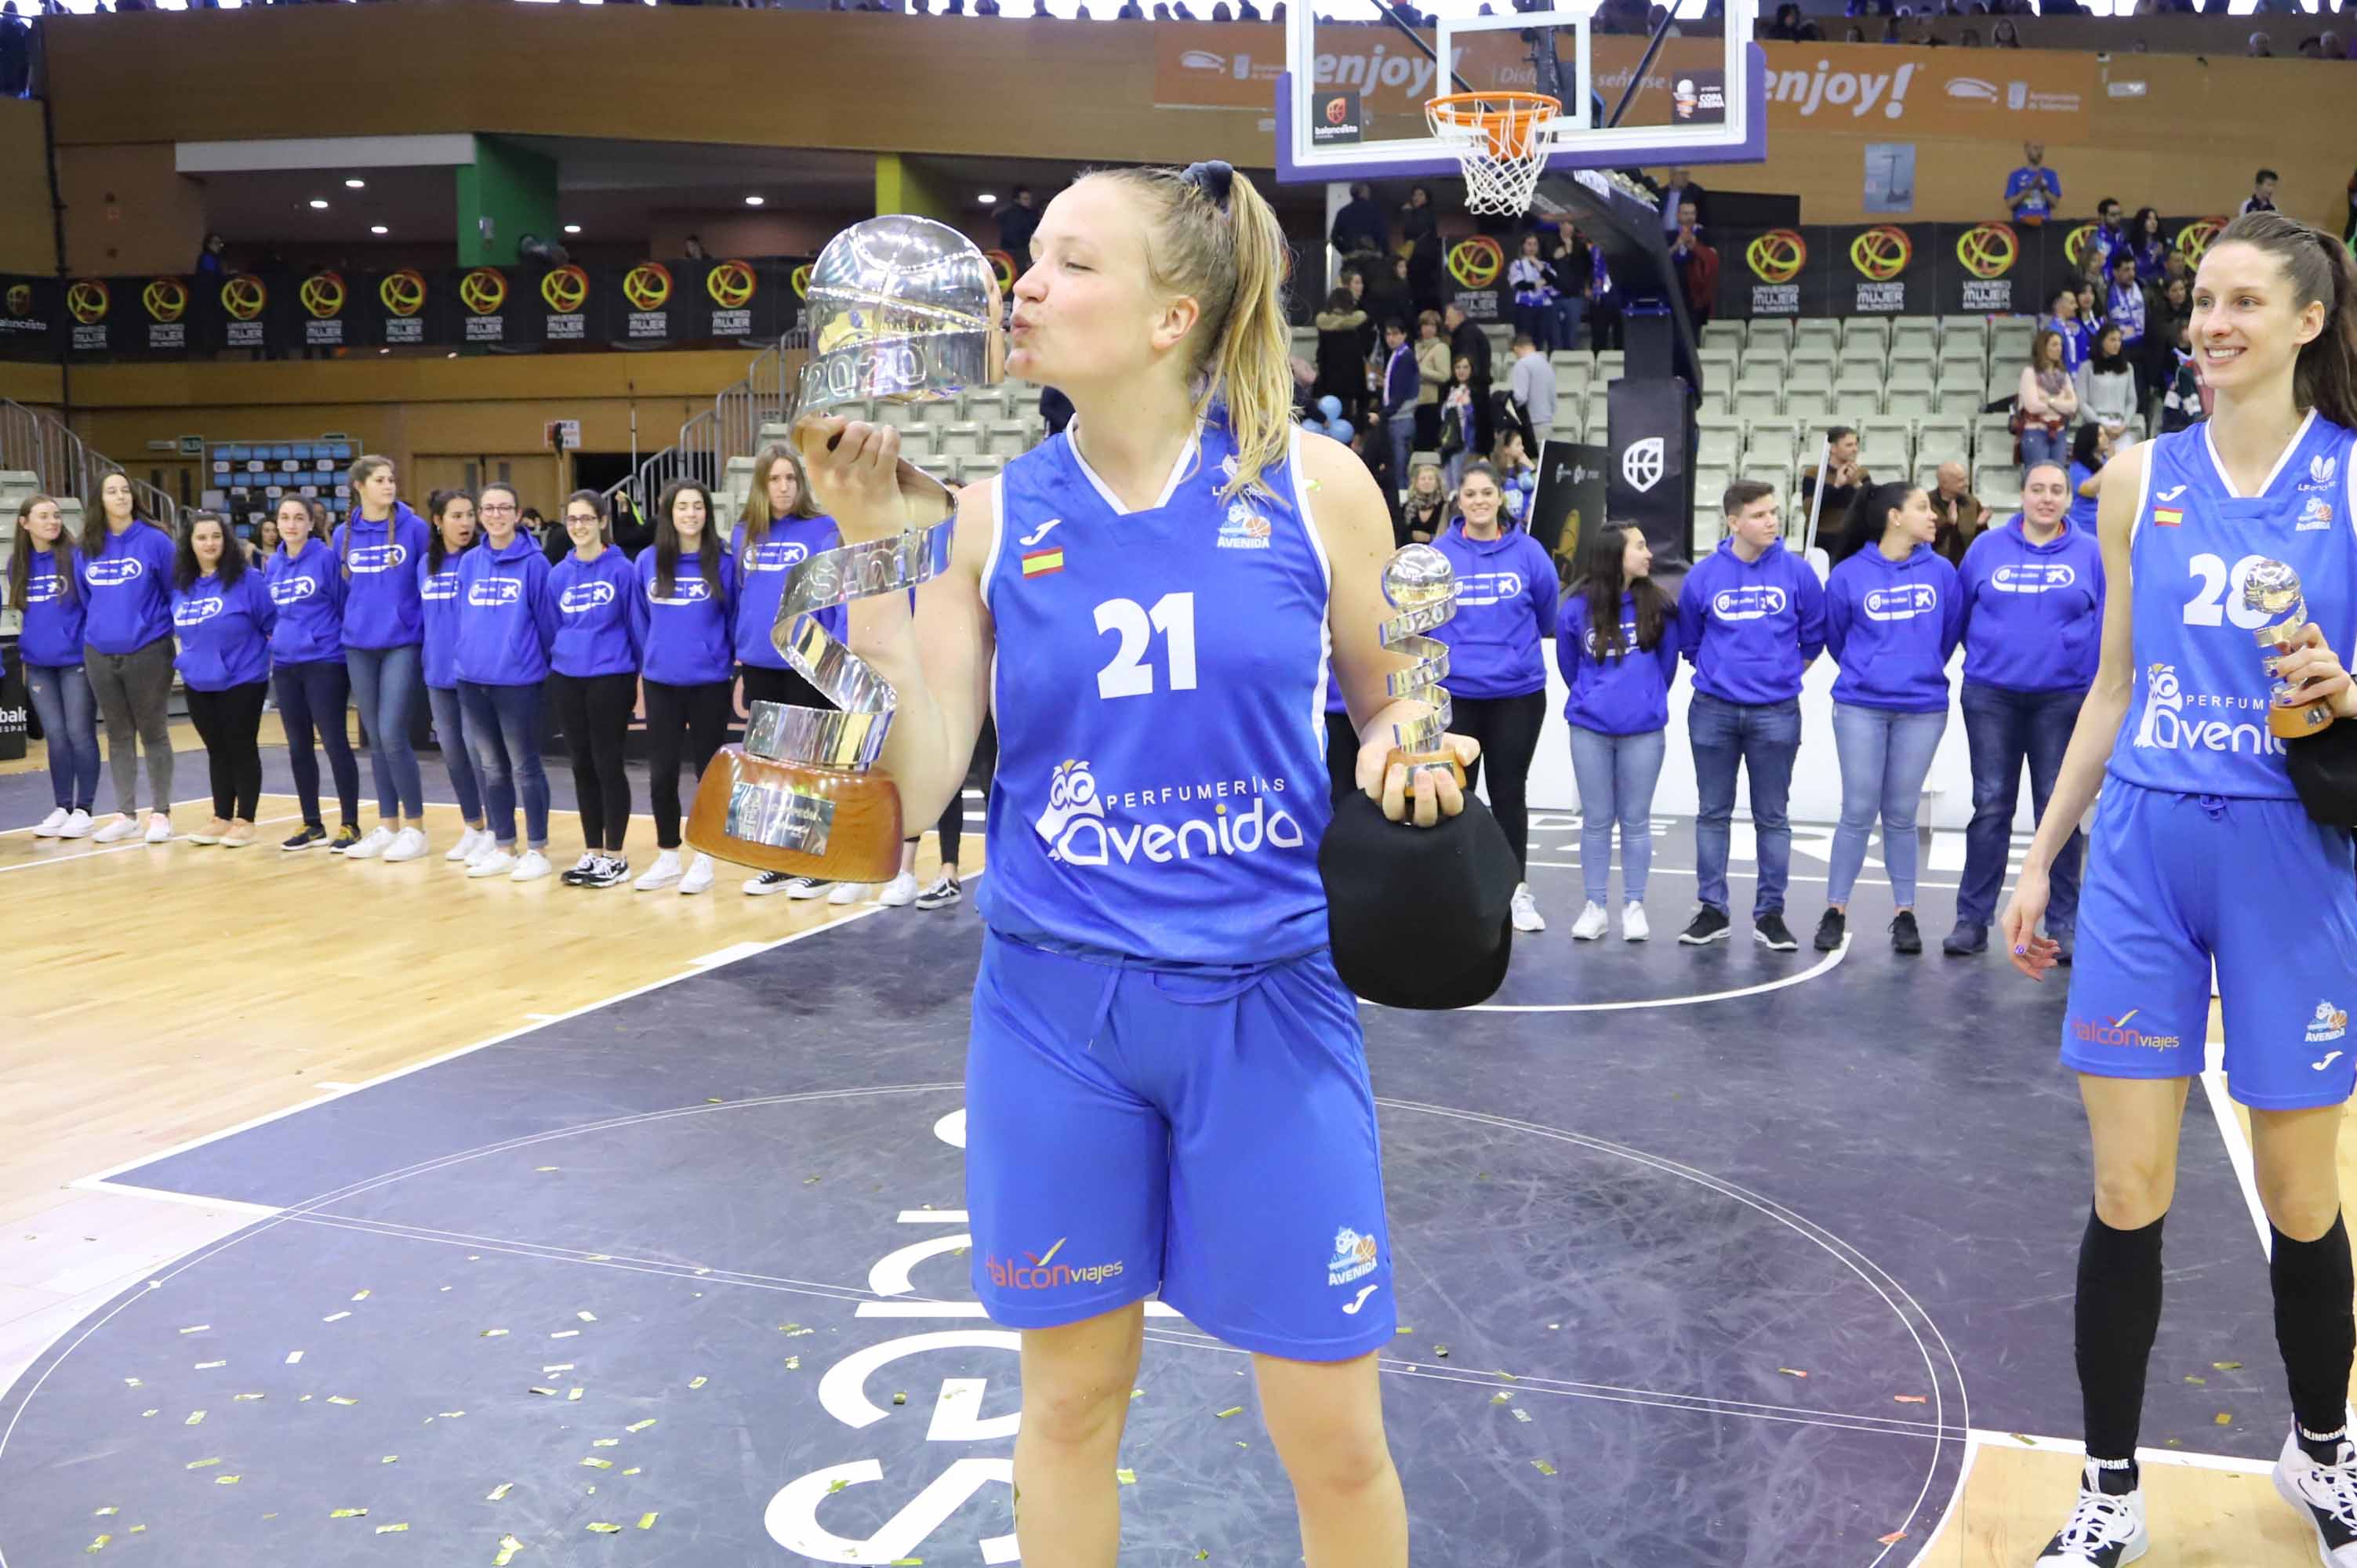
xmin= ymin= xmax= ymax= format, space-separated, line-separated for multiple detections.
xmin=2181 ymin=552 xmax=2275 ymax=632
xmin=1095 ymin=592 xmax=1198 ymax=699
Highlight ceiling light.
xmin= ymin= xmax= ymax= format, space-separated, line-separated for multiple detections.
xmin=978 ymin=192 xmax=999 ymax=205
xmin=370 ymin=224 xmax=389 ymax=235
xmin=744 ymin=194 xmax=765 ymax=207
xmin=344 ymin=178 xmax=366 ymax=190
xmin=307 ymin=198 xmax=329 ymax=210
xmin=563 ymin=223 xmax=582 ymax=235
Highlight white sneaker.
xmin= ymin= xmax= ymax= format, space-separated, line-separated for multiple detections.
xmin=1622 ymin=901 xmax=1650 ymax=942
xmin=33 ymin=808 xmax=67 ymax=837
xmin=90 ymin=814 xmax=140 ymax=844
xmin=1570 ymin=901 xmax=1608 ymax=941
xmin=634 ymin=849 xmax=682 ymax=892
xmin=2273 ymin=1427 xmax=2357 ymax=1566
xmin=2033 ymin=1459 xmax=2148 ymax=1566
xmin=677 ymin=852 xmax=714 ymax=895
xmin=828 ymin=880 xmax=866 ymax=906
xmin=345 ymin=826 xmax=395 ymax=860
xmin=57 ymin=809 xmax=93 ymax=839
xmin=467 ymin=848 xmax=517 ymax=879
xmin=508 ymin=849 xmax=553 ymax=883
xmin=445 ymin=826 xmax=488 ymax=863
xmin=1510 ymin=882 xmax=1545 ymax=933
xmin=143 ymin=812 xmax=173 ymax=844
xmin=382 ymin=826 xmax=430 ymax=862
xmin=875 ymin=870 xmax=921 ymax=907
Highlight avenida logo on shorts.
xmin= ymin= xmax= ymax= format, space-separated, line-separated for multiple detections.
xmin=1327 ymin=1225 xmax=1379 ymax=1287
xmin=1033 ymin=758 xmax=1302 ymax=867
xmin=2131 ymin=662 xmax=2283 ymax=755
xmin=2308 ymin=1000 xmax=2349 ymax=1045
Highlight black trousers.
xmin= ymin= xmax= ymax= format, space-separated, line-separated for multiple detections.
xmin=936 ymin=714 xmax=998 ymax=873
xmin=643 ymin=677 xmax=732 ymax=850
xmin=1325 ymin=708 xmax=1361 ymax=804
xmin=1451 ymin=690 xmax=1548 ymax=872
xmin=185 ymin=679 xmax=269 ymax=822
xmin=550 ymin=671 xmax=638 ymax=851
xmin=739 ymin=662 xmax=827 ymax=713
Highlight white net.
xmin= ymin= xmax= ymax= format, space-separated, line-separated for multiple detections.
xmin=1425 ymin=93 xmax=1563 ymax=218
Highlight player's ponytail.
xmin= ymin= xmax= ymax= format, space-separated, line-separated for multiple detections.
xmin=1089 ymin=160 xmax=1293 ymax=502
xmin=2214 ymin=212 xmax=2357 ymax=429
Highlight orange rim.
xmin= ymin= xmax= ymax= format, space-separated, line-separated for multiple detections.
xmin=1426 ymin=91 xmax=1560 ymax=161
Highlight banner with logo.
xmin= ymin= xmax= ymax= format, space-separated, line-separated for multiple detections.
xmin=1440 ymin=235 xmax=1505 ymax=322
xmin=531 ymin=263 xmax=600 ymax=346
xmin=366 ymin=267 xmax=437 ymax=348
xmin=454 ymin=265 xmax=532 ymax=350
xmin=1716 ymin=228 xmax=1831 ymax=321
xmin=0 ymin=276 xmax=64 ymax=357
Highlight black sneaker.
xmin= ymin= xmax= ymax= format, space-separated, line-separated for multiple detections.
xmin=328 ymin=823 xmax=362 ymax=854
xmin=561 ymin=851 xmax=601 ymax=887
xmin=583 ymin=855 xmax=630 ymax=889
xmin=913 ymin=873 xmax=962 ymax=911
xmin=783 ymin=877 xmax=833 ymax=900
xmin=1941 ymin=922 xmax=1988 ymax=956
xmin=1813 ymin=908 xmax=1846 ymax=952
xmin=745 ymin=870 xmax=797 ymax=897
xmin=281 ymin=824 xmax=327 ymax=852
xmin=1890 ymin=910 xmax=1922 ymax=954
xmin=1677 ymin=906 xmax=1731 ymax=945
xmin=1754 ymin=913 xmax=1798 ymax=952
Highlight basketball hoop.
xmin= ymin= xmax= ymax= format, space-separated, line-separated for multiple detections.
xmin=1425 ymin=91 xmax=1563 ymax=217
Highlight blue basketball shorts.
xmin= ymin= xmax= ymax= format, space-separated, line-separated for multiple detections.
xmin=964 ymin=931 xmax=1397 ymax=1362
xmin=2062 ymin=780 xmax=2357 ymax=1110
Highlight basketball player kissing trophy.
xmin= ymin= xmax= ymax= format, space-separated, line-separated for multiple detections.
xmin=2248 ymin=560 xmax=2339 ymax=740
xmin=685 ymin=216 xmax=1004 ymax=879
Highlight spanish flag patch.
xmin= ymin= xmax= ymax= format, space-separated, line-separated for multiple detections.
xmin=1022 ymin=547 xmax=1065 ymax=578
xmin=2153 ymin=506 xmax=2183 ymax=528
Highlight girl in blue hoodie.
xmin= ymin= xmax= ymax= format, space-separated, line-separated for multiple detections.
xmin=1816 ymin=481 xmax=1963 ymax=956
xmin=171 ymin=514 xmax=277 ymax=848
xmin=418 ymin=489 xmax=490 ymax=866
xmin=335 ymin=455 xmax=433 ymax=862
xmin=1431 ymin=459 xmax=1561 ymax=934
xmin=548 ymin=489 xmax=648 ymax=890
xmin=9 ymin=495 xmax=100 ymax=837
xmin=632 ymin=479 xmax=735 ymax=896
xmin=265 ymin=496 xmax=364 ymax=852
xmin=453 ymin=481 xmax=560 ymax=883
xmin=80 ymin=472 xmax=180 ymax=845
xmin=1556 ymin=522 xmax=1680 ymax=942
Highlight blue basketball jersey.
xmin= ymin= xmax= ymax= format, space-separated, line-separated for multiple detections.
xmin=2111 ymin=412 xmax=2357 ymax=799
xmin=976 ymin=415 xmax=1335 ymax=964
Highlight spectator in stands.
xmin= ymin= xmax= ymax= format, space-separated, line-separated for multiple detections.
xmin=2105 ymin=252 xmax=2148 ymax=376
xmin=1507 ymin=233 xmax=1559 ymax=351
xmin=2018 ymin=327 xmax=2080 ymax=474
xmin=1992 ymin=16 xmax=2022 ymax=45
xmin=2067 ymin=421 xmax=2110 ymax=532
xmin=1440 ymin=355 xmax=1478 ymax=492
xmin=1656 ymin=166 xmax=1705 ymax=236
xmin=1930 ymin=461 xmax=1985 ymax=567
xmin=1800 ymin=426 xmax=1868 ymax=528
xmin=2245 ymin=30 xmax=2272 ymax=57
xmin=2088 ymin=198 xmax=2128 ymax=273
xmin=2005 ymin=143 xmax=2061 ymax=227
xmin=1314 ymin=285 xmax=1369 ymax=427
xmin=194 ymin=232 xmax=228 ymax=277
xmin=1669 ymin=201 xmax=1717 ymax=328
xmin=0 ymin=3 xmax=27 ymax=102
xmin=1330 ymin=183 xmax=1387 ymax=275
xmin=1401 ymin=185 xmax=1443 ymax=314
xmin=1507 ymin=333 xmax=1554 ymax=448
xmin=1398 ymin=456 xmax=1447 ymax=546
xmin=2239 ymin=167 xmax=2280 ymax=217
xmin=1492 ymin=430 xmax=1538 ymax=524
xmin=2158 ymin=318 xmax=2204 ymax=434
xmin=1444 ymin=302 xmax=1494 ymax=451
xmin=1550 ymin=227 xmax=1593 ymax=352
xmin=2075 ymin=324 xmax=2137 ymax=448
xmin=2144 ymin=273 xmax=2190 ymax=416
xmin=1365 ymin=255 xmax=1413 ymax=348
xmin=1414 ymin=308 xmax=1451 ymax=454
xmin=1116 ymin=0 xmax=1144 ymax=16
xmin=2072 ymin=280 xmax=2103 ymax=346
xmin=996 ymin=186 xmax=1040 ymax=258
xmin=683 ymin=234 xmax=708 ymax=260
xmin=2044 ymin=287 xmax=2091 ymax=375
xmin=1767 ymin=2 xmax=1807 ymax=39
xmin=1378 ymin=321 xmax=1418 ymax=496
xmin=2126 ymin=207 xmax=2168 ymax=285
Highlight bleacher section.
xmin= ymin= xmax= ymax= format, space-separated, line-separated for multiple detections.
xmin=720 ymin=387 xmax=1051 ymax=524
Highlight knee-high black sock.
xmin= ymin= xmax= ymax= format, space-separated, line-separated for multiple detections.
xmin=2272 ymin=1213 xmax=2355 ymax=1462
xmin=2078 ymin=1207 xmax=2166 ymax=1485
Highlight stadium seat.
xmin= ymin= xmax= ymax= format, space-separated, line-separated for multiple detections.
xmin=877 ymin=403 xmax=922 ymax=431
xmin=1697 ymin=421 xmax=1742 ymax=467
xmin=957 ymin=452 xmax=1006 ymax=484
xmin=897 ymin=426 xmax=935 ymax=465
xmin=1593 ymin=350 xmax=1625 ymax=381
xmin=1860 ymin=417 xmax=1916 ymax=472
xmin=1553 ymin=359 xmax=1592 ymax=402
xmin=1747 ymin=320 xmax=1795 ymax=354
xmin=1890 ymin=320 xmax=1940 ymax=360
xmin=1785 ymin=389 xmax=1837 ymax=426
xmin=1789 ymin=341 xmax=1838 ymax=370
xmin=1794 ymin=319 xmax=1843 ymax=354
xmin=1843 ymin=318 xmax=1890 ymax=358
xmin=1917 ymin=418 xmax=1972 ymax=468
xmin=1935 ymin=387 xmax=1986 ymax=419
xmin=1699 ymin=321 xmax=1745 ymax=352
xmin=1884 ymin=388 xmax=1937 ymax=422
xmin=963 ymin=385 xmax=1015 ymax=419
xmin=1787 ymin=361 xmax=1835 ymax=396
xmin=1694 ymin=384 xmax=1733 ymax=417
xmin=986 ymin=419 xmax=1033 ymax=456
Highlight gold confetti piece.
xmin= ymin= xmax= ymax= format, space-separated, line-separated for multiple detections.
xmin=468 ymin=1255 xmax=481 ymax=1261
xmin=2214 ymin=1361 xmax=2244 ymax=1370
xmin=892 ymin=1392 xmax=907 ymax=1406
xmin=122 ymin=1378 xmax=140 ymax=1388
xmin=351 ymin=1290 xmax=370 ymax=1301
xmin=2009 ymin=1432 xmax=2035 ymax=1444
xmin=2186 ymin=1375 xmax=2208 ymax=1385
xmin=587 ymin=1255 xmax=611 ymax=1262
xmin=1195 ymin=1552 xmax=1210 ymax=1561
xmin=376 ymin=1523 xmax=409 ymax=1534
xmin=1395 ymin=1327 xmax=1412 ymax=1335
xmin=493 ymin=1533 xmax=526 ymax=1566
xmin=890 ymin=1560 xmax=922 ymax=1566
xmin=637 ymin=1512 xmax=658 ymax=1530
xmin=481 ymin=1329 xmax=510 ymax=1338
xmin=536 ymin=1167 xmax=558 ymax=1174
xmin=550 ymin=1331 xmax=580 ymax=1340
xmin=804 ymin=1176 xmax=821 ymax=1185
xmin=87 ymin=1535 xmax=111 ymax=1553
xmin=323 ymin=1312 xmax=350 ymax=1323
xmin=141 ymin=1410 xmax=158 ymax=1417
xmin=2166 ymin=1438 xmax=2184 ymax=1447
xmin=582 ymin=1458 xmax=614 ymax=1470
xmin=488 ymin=1483 xmax=514 ymax=1501
xmin=1491 ymin=1393 xmax=1511 ymax=1405
xmin=1878 ymin=1531 xmax=1908 ymax=1545
xmin=1433 ymin=1345 xmax=1449 ymax=1358
xmin=786 ymin=1356 xmax=801 ymax=1370
xmin=827 ymin=1479 xmax=850 ymax=1496
xmin=194 ymin=1360 xmax=226 ymax=1370
xmin=328 ymin=1396 xmax=358 ymax=1406
xmin=586 ymin=1523 xmax=622 ymax=1534
xmin=1513 ymin=1409 xmax=1533 ymax=1423
xmin=694 ymin=1268 xmax=711 ymax=1276
xmin=568 ymin=1388 xmax=583 ymax=1403
xmin=1495 ymin=1370 xmax=1519 ymax=1381
xmin=528 ymin=1388 xmax=558 ymax=1397
xmin=688 ymin=1377 xmax=707 ymax=1390
xmin=1130 ymin=1388 xmax=1145 ymax=1400
xmin=235 ymin=1393 xmax=266 ymax=1402
xmin=2216 ymin=1413 xmax=2234 ymax=1425
xmin=216 ymin=1475 xmax=242 ymax=1486
xmin=577 ymin=1312 xmax=597 ymax=1323
xmin=439 ymin=1410 xmax=465 ymax=1418
xmin=185 ymin=1411 xmax=206 ymax=1426
xmin=329 ymin=1508 xmax=368 ymax=1519
xmin=1894 ymin=1395 xmax=1928 ymax=1404
xmin=543 ymin=1364 xmax=575 ymax=1374
xmin=285 ymin=1352 xmax=303 ymax=1365
xmin=300 ymin=1396 xmax=312 ymax=1403
xmin=381 ymin=1456 xmax=398 ymax=1465
xmin=1116 ymin=1468 xmax=1138 ymax=1486
xmin=1531 ymin=1460 xmax=1558 ymax=1476
xmin=594 ymin=1439 xmax=620 ymax=1448
xmin=180 ymin=1325 xmax=209 ymax=1334
xmin=1215 ymin=1406 xmax=1244 ymax=1418
xmin=706 ymin=1098 xmax=724 ymax=1104
xmin=129 ymin=1526 xmax=144 ymax=1534
xmin=261 ymin=1515 xmax=275 ymax=1522
xmin=96 ymin=1508 xmax=118 ymax=1517
xmin=1777 ymin=1368 xmax=1810 ymax=1378
xmin=621 ymin=1468 xmax=641 ymax=1477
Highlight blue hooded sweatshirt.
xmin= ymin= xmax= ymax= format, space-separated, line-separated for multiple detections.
xmin=16 ymin=548 xmax=88 ymax=668
xmin=1958 ymin=515 xmax=2107 ymax=693
xmin=549 ymin=546 xmax=648 ymax=679
xmin=732 ymin=515 xmax=848 ymax=670
xmin=79 ymin=521 xmax=177 ymax=655
xmin=1429 ymin=521 xmax=1560 ymax=699
xmin=1557 ymin=588 xmax=1683 ymax=735
xmin=1824 ymin=543 xmax=1964 ymax=713
xmin=266 ymin=538 xmax=347 ymax=666
xmin=416 ymin=541 xmax=470 ymax=691
xmin=452 ymin=532 xmax=558 ymax=686
xmin=2067 ymin=460 xmax=2101 ymax=533
xmin=1676 ymin=536 xmax=1827 ymax=705
xmin=637 ymin=544 xmax=738 ymax=688
xmin=173 ymin=568 xmax=277 ymax=691
xmin=333 ymin=502 xmax=430 ymax=650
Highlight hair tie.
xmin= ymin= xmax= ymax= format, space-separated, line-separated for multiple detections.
xmin=1182 ymin=160 xmax=1235 ymax=212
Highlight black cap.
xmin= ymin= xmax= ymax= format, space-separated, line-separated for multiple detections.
xmin=1318 ymin=789 xmax=1518 ymax=1011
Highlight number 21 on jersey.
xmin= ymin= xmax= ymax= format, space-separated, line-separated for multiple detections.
xmin=1095 ymin=592 xmax=1197 ymax=699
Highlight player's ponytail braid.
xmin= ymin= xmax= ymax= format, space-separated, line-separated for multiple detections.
xmin=1089 ymin=160 xmax=1294 ymax=502
xmin=2214 ymin=212 xmax=2357 ymax=429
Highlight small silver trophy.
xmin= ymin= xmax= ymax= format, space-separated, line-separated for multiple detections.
xmin=1378 ymin=543 xmax=1465 ymax=786
xmin=2243 ymin=559 xmax=2337 ymax=742
xmin=686 ymin=215 xmax=1004 ymax=878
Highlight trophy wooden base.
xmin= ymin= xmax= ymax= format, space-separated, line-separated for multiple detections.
xmin=1386 ymin=747 xmax=1467 ymax=790
xmin=685 ymin=746 xmax=906 ymax=881
xmin=2270 ymin=701 xmax=2337 ymax=742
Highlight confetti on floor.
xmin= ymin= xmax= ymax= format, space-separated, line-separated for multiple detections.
xmin=1117 ymin=1469 xmax=1138 ymax=1486
xmin=351 ymin=1290 xmax=370 ymax=1301
xmin=329 ymin=1508 xmax=368 ymax=1519
xmin=285 ymin=1352 xmax=303 ymax=1365
xmin=234 ymin=1393 xmax=265 ymax=1403
xmin=828 ymin=1479 xmax=850 ymax=1495
xmin=215 ymin=1475 xmax=242 ymax=1486
xmin=593 ymin=1439 xmax=619 ymax=1448
xmin=187 ymin=1458 xmax=220 ymax=1470
xmin=1531 ymin=1460 xmax=1558 ymax=1476
xmin=892 ymin=1392 xmax=906 ymax=1406
xmin=1215 ymin=1406 xmax=1243 ymax=1419
xmin=122 ymin=1378 xmax=140 ymax=1388
xmin=543 ymin=1364 xmax=574 ymax=1374
xmin=2185 ymin=1375 xmax=2208 ymax=1385
xmin=85 ymin=1535 xmax=110 ymax=1553
xmin=576 ymin=1312 xmax=597 ymax=1323
xmin=194 ymin=1361 xmax=226 ymax=1370
xmin=94 ymin=1508 xmax=117 ymax=1518
xmin=1879 ymin=1531 xmax=1907 ymax=1545
xmin=1513 ymin=1409 xmax=1532 ymax=1423
xmin=621 ymin=1468 xmax=641 ymax=1477
xmin=1490 ymin=1392 xmax=1510 ymax=1405
xmin=550 ymin=1331 xmax=580 ymax=1341
xmin=322 ymin=1312 xmax=350 ymax=1323
xmin=786 ymin=1356 xmax=801 ymax=1370
xmin=1778 ymin=1368 xmax=1810 ymax=1378
xmin=481 ymin=1329 xmax=509 ymax=1338
xmin=688 ymin=1377 xmax=706 ymax=1390
xmin=381 ymin=1456 xmax=398 ymax=1465
xmin=536 ymin=1167 xmax=559 ymax=1174
xmin=586 ymin=1523 xmax=622 ymax=1534
xmin=487 ymin=1483 xmax=514 ymax=1501
xmin=637 ymin=1513 xmax=659 ymax=1530
xmin=2215 ymin=1413 xmax=2234 ymax=1425
xmin=1894 ymin=1395 xmax=1927 ymax=1404
xmin=375 ymin=1523 xmax=409 ymax=1535
xmin=179 ymin=1326 xmax=209 ymax=1335
xmin=582 ymin=1458 xmax=613 ymax=1471
xmin=626 ymin=1419 xmax=656 ymax=1433
xmin=185 ymin=1412 xmax=205 ymax=1426
xmin=141 ymin=1410 xmax=158 ymax=1418
xmin=528 ymin=1388 xmax=557 ymax=1397
xmin=493 ymin=1534 xmax=525 ymax=1566
xmin=568 ymin=1389 xmax=583 ymax=1403
xmin=328 ymin=1396 xmax=358 ymax=1406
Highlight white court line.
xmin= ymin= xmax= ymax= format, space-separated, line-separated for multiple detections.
xmin=689 ymin=941 xmax=775 ymax=968
xmin=62 ymin=1180 xmax=283 ymax=1220
xmin=1455 ymin=933 xmax=1849 ymax=1013
xmin=1964 ymin=1426 xmax=2274 ymax=1477
xmin=0 ymin=810 xmax=303 ymax=873
xmin=0 ymin=793 xmax=220 ymax=836
xmin=2200 ymin=1068 xmax=2275 ymax=1259
xmin=1524 ymin=858 xmax=1968 ymax=894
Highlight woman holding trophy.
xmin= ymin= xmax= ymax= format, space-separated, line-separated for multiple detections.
xmin=2003 ymin=212 xmax=2357 ymax=1566
xmin=797 ymin=162 xmax=1476 ymax=1568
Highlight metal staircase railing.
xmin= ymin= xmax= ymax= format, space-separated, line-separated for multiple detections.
xmin=605 ymin=326 xmax=807 ymax=524
xmin=0 ymin=397 xmax=182 ymax=530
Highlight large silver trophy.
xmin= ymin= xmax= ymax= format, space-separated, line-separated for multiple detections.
xmin=2245 ymin=559 xmax=2338 ymax=742
xmin=1378 ymin=543 xmax=1465 ymax=786
xmin=686 ymin=216 xmax=1004 ymax=879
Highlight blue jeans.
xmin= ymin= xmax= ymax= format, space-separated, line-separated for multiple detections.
xmin=1551 ymin=295 xmax=1588 ymax=353
xmin=24 ymin=662 xmax=100 ymax=811
xmin=1388 ymin=413 xmax=1416 ymax=496
xmin=273 ymin=658 xmax=361 ymax=832
xmin=1567 ymin=724 xmax=1665 ymax=904
xmin=1957 ymin=679 xmax=2086 ymax=932
xmin=457 ymin=679 xmax=549 ymax=849
xmin=425 ymin=684 xmax=485 ymax=824
xmin=1689 ymin=691 xmax=1801 ymax=917
xmin=346 ymin=643 xmax=425 ymax=821
xmin=1827 ymin=702 xmax=1949 ymax=908
xmin=2021 ymin=424 xmax=2068 ymax=475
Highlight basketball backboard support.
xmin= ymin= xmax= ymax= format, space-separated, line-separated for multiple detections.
xmin=1277 ymin=0 xmax=1766 ymax=188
